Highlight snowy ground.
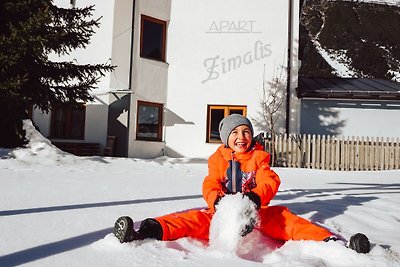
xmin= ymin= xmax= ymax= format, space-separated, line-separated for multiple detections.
xmin=1 ymin=121 xmax=400 ymax=266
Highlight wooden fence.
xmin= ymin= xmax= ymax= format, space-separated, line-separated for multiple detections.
xmin=262 ymin=134 xmax=400 ymax=171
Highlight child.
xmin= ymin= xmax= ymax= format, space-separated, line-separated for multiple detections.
xmin=113 ymin=114 xmax=370 ymax=253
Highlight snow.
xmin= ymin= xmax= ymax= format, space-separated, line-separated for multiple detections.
xmin=313 ymin=0 xmax=400 ymax=80
xmin=313 ymin=40 xmax=357 ymax=78
xmin=332 ymin=0 xmax=400 ymax=6
xmin=1 ymin=120 xmax=400 ymax=266
xmin=209 ymin=194 xmax=259 ymax=252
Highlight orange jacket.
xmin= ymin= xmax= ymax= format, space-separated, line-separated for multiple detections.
xmin=202 ymin=143 xmax=281 ymax=211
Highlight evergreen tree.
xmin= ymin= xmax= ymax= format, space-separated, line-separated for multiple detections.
xmin=0 ymin=0 xmax=114 ymax=147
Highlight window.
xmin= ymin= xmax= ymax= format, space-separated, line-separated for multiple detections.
xmin=140 ymin=15 xmax=167 ymax=61
xmin=136 ymin=101 xmax=163 ymax=141
xmin=206 ymin=105 xmax=247 ymax=143
xmin=50 ymin=104 xmax=85 ymax=139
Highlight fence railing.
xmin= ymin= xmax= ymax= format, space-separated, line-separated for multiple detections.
xmin=261 ymin=134 xmax=400 ymax=171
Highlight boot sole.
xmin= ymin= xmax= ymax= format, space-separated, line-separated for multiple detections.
xmin=114 ymin=216 xmax=134 ymax=243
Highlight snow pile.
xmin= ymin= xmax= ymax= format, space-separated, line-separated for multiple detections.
xmin=10 ymin=119 xmax=77 ymax=165
xmin=209 ymin=193 xmax=259 ymax=252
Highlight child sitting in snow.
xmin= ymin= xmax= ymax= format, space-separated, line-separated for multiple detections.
xmin=113 ymin=114 xmax=370 ymax=253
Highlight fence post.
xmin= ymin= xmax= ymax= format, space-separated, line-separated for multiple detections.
xmin=348 ymin=136 xmax=353 ymax=171
xmin=382 ymin=137 xmax=387 ymax=170
xmin=376 ymin=137 xmax=379 ymax=170
xmin=393 ymin=138 xmax=400 ymax=169
xmin=358 ymin=136 xmax=363 ymax=171
xmin=280 ymin=134 xmax=284 ymax=166
xmin=335 ymin=136 xmax=340 ymax=171
xmin=326 ymin=135 xmax=332 ymax=170
xmin=345 ymin=136 xmax=349 ymax=171
xmin=297 ymin=135 xmax=302 ymax=168
xmin=304 ymin=134 xmax=308 ymax=168
xmin=276 ymin=134 xmax=281 ymax=166
xmin=311 ymin=135 xmax=316 ymax=169
xmin=340 ymin=136 xmax=345 ymax=171
xmin=306 ymin=134 xmax=311 ymax=168
xmin=316 ymin=135 xmax=320 ymax=169
xmin=364 ymin=136 xmax=369 ymax=171
xmin=293 ymin=134 xmax=298 ymax=168
xmin=371 ymin=137 xmax=376 ymax=170
xmin=329 ymin=135 xmax=334 ymax=170
xmin=379 ymin=137 xmax=384 ymax=170
xmin=354 ymin=136 xmax=359 ymax=171
xmin=300 ymin=134 xmax=306 ymax=168
xmin=389 ymin=137 xmax=394 ymax=170
xmin=321 ymin=135 xmax=326 ymax=170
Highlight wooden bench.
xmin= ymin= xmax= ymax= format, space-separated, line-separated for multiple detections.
xmin=52 ymin=142 xmax=101 ymax=156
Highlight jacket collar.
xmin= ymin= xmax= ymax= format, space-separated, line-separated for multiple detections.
xmin=216 ymin=141 xmax=264 ymax=161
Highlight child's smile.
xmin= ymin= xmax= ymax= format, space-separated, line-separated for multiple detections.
xmin=227 ymin=125 xmax=252 ymax=153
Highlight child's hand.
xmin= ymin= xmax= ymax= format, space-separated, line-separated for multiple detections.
xmin=240 ymin=216 xmax=257 ymax=237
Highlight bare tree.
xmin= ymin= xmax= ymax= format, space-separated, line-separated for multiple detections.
xmin=256 ymin=64 xmax=287 ymax=166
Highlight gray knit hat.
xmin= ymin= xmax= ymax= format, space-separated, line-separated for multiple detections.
xmin=218 ymin=114 xmax=254 ymax=146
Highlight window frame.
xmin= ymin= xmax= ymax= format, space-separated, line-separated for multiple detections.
xmin=136 ymin=100 xmax=164 ymax=142
xmin=140 ymin=14 xmax=167 ymax=62
xmin=206 ymin=105 xmax=247 ymax=143
xmin=50 ymin=103 xmax=86 ymax=140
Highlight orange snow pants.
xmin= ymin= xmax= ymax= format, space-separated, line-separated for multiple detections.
xmin=155 ymin=206 xmax=332 ymax=242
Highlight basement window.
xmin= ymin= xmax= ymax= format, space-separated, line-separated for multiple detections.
xmin=50 ymin=104 xmax=86 ymax=139
xmin=136 ymin=101 xmax=163 ymax=141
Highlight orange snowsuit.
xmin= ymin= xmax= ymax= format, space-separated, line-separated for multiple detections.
xmin=155 ymin=143 xmax=332 ymax=242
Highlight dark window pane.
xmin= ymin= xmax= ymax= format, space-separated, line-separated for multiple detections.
xmin=70 ymin=108 xmax=85 ymax=139
xmin=51 ymin=104 xmax=85 ymax=139
xmin=141 ymin=17 xmax=165 ymax=61
xmin=53 ymin=107 xmax=64 ymax=137
xmin=229 ymin=109 xmax=244 ymax=115
xmin=210 ymin=109 xmax=225 ymax=141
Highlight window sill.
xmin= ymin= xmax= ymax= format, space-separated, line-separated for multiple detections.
xmin=140 ymin=56 xmax=169 ymax=65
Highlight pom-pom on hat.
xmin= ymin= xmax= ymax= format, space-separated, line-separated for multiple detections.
xmin=218 ymin=114 xmax=254 ymax=146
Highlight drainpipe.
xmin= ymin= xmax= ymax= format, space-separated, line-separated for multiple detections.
xmin=128 ymin=0 xmax=136 ymax=90
xmin=125 ymin=0 xmax=135 ymax=157
xmin=286 ymin=0 xmax=293 ymax=134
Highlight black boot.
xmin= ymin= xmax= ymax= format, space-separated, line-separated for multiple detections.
xmin=114 ymin=216 xmax=142 ymax=243
xmin=348 ymin=233 xmax=370 ymax=254
xmin=138 ymin=218 xmax=163 ymax=240
xmin=113 ymin=216 xmax=163 ymax=243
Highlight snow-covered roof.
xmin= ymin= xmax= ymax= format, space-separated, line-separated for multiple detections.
xmin=297 ymin=77 xmax=400 ymax=100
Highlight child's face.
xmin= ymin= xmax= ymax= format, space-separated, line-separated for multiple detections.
xmin=227 ymin=125 xmax=252 ymax=153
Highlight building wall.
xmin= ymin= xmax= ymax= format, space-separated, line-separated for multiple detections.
xmin=32 ymin=0 xmax=115 ymax=151
xmin=300 ymin=99 xmax=400 ymax=138
xmin=164 ymin=0 xmax=297 ymax=158
xmin=32 ymin=94 xmax=109 ymax=149
xmin=289 ymin=0 xmax=301 ymax=134
xmin=30 ymin=0 xmax=300 ymax=158
xmin=125 ymin=0 xmax=171 ymax=158
xmin=110 ymin=0 xmax=133 ymax=90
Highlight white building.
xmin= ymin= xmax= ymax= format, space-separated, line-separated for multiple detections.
xmin=33 ymin=0 xmax=301 ymax=158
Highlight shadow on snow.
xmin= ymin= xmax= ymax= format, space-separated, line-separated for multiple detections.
xmin=0 ymin=227 xmax=112 ymax=266
xmin=0 ymin=194 xmax=203 ymax=216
